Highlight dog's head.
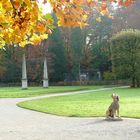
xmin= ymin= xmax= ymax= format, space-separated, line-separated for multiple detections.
xmin=112 ymin=93 xmax=119 ymax=101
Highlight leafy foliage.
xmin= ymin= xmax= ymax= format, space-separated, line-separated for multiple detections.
xmin=47 ymin=0 xmax=135 ymax=26
xmin=113 ymin=0 xmax=140 ymax=32
xmin=48 ymin=27 xmax=67 ymax=82
xmin=111 ymin=29 xmax=140 ymax=87
xmin=0 ymin=46 xmax=22 ymax=83
xmin=0 ymin=0 xmax=135 ymax=48
xmin=0 ymin=0 xmax=53 ymax=48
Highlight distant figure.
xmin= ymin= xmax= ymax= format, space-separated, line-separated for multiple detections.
xmin=106 ymin=93 xmax=120 ymax=118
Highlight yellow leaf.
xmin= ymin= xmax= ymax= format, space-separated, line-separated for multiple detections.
xmin=96 ymin=17 xmax=101 ymax=22
xmin=19 ymin=41 xmax=26 ymax=47
xmin=40 ymin=34 xmax=48 ymax=40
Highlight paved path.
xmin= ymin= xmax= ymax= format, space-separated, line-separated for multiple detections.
xmin=0 ymin=87 xmax=140 ymax=140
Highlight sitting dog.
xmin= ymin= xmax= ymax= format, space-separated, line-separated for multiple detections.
xmin=106 ymin=93 xmax=120 ymax=118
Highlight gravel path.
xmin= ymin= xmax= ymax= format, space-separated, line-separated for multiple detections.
xmin=0 ymin=87 xmax=140 ymax=140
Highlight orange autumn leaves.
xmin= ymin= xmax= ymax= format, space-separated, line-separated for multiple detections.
xmin=47 ymin=0 xmax=89 ymax=27
xmin=0 ymin=0 xmax=136 ymax=48
xmin=47 ymin=0 xmax=135 ymax=26
xmin=109 ymin=0 xmax=134 ymax=6
xmin=95 ymin=0 xmax=135 ymax=22
xmin=0 ymin=0 xmax=53 ymax=48
xmin=114 ymin=0 xmax=135 ymax=7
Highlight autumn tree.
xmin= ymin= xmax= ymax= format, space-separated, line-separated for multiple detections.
xmin=0 ymin=0 xmax=135 ymax=48
xmin=26 ymin=42 xmax=53 ymax=85
xmin=71 ymin=12 xmax=113 ymax=80
xmin=113 ymin=0 xmax=140 ymax=33
xmin=111 ymin=29 xmax=140 ymax=87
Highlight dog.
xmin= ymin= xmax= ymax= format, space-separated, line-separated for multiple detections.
xmin=106 ymin=93 xmax=120 ymax=118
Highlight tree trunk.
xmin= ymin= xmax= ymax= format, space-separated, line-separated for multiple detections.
xmin=22 ymin=53 xmax=28 ymax=89
xmin=43 ymin=56 xmax=48 ymax=88
xmin=131 ymin=76 xmax=136 ymax=88
xmin=136 ymin=78 xmax=140 ymax=87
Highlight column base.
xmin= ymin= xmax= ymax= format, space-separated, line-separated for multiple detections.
xmin=43 ymin=79 xmax=48 ymax=88
xmin=22 ymin=79 xmax=28 ymax=89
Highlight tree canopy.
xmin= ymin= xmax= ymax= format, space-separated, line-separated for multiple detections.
xmin=0 ymin=0 xmax=135 ymax=48
xmin=111 ymin=29 xmax=140 ymax=87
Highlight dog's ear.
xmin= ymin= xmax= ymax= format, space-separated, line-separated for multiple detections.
xmin=112 ymin=93 xmax=115 ymax=98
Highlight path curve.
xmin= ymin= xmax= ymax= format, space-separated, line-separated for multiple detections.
xmin=0 ymin=87 xmax=140 ymax=140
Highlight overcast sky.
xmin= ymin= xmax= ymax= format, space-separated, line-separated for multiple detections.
xmin=38 ymin=0 xmax=52 ymax=14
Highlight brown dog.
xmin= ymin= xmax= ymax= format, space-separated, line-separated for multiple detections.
xmin=106 ymin=93 xmax=120 ymax=118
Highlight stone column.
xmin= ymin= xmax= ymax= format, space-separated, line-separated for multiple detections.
xmin=97 ymin=71 xmax=101 ymax=80
xmin=43 ymin=56 xmax=48 ymax=88
xmin=22 ymin=53 xmax=28 ymax=89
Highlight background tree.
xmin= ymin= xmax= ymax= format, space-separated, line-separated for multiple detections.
xmin=0 ymin=50 xmax=6 ymax=81
xmin=0 ymin=46 xmax=22 ymax=84
xmin=111 ymin=29 xmax=140 ymax=87
xmin=60 ymin=27 xmax=74 ymax=82
xmin=113 ymin=0 xmax=140 ymax=33
xmin=75 ymin=12 xmax=113 ymax=80
xmin=48 ymin=26 xmax=67 ymax=82
xmin=90 ymin=15 xmax=112 ymax=79
xmin=71 ymin=27 xmax=85 ymax=80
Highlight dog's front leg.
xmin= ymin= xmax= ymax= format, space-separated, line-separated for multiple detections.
xmin=117 ymin=109 xmax=120 ymax=117
xmin=106 ymin=110 xmax=109 ymax=118
xmin=112 ymin=109 xmax=116 ymax=118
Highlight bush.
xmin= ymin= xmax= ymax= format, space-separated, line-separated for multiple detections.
xmin=111 ymin=29 xmax=140 ymax=87
xmin=103 ymin=71 xmax=116 ymax=80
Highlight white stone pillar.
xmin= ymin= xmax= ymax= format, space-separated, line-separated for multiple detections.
xmin=43 ymin=56 xmax=48 ymax=88
xmin=97 ymin=71 xmax=101 ymax=80
xmin=22 ymin=53 xmax=28 ymax=89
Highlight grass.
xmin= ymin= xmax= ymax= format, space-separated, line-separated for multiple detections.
xmin=0 ymin=85 xmax=105 ymax=98
xmin=18 ymin=87 xmax=140 ymax=118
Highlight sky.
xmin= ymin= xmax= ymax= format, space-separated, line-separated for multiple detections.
xmin=38 ymin=0 xmax=52 ymax=14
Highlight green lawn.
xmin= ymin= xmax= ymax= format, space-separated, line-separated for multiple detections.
xmin=18 ymin=87 xmax=140 ymax=118
xmin=0 ymin=86 xmax=105 ymax=98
